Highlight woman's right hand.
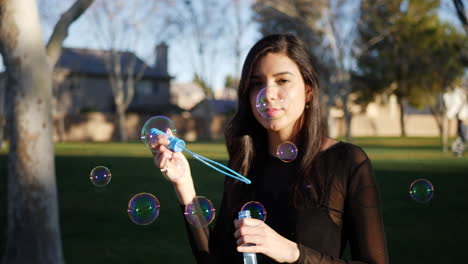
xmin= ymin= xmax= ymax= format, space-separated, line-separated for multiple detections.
xmin=151 ymin=133 xmax=191 ymax=186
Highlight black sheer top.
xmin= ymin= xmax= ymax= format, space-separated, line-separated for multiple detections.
xmin=181 ymin=141 xmax=388 ymax=264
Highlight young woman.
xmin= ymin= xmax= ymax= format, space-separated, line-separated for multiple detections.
xmin=153 ymin=34 xmax=388 ymax=264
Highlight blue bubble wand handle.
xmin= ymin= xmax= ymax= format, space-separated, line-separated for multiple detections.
xmin=149 ymin=128 xmax=251 ymax=184
xmin=238 ymin=210 xmax=257 ymax=264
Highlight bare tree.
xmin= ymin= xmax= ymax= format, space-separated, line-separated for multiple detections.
xmin=453 ymin=0 xmax=468 ymax=33
xmin=254 ymin=0 xmax=361 ymax=141
xmin=257 ymin=0 xmax=409 ymax=141
xmin=0 ymin=0 xmax=93 ymax=263
xmin=90 ymin=0 xmax=173 ymax=141
xmin=170 ymin=0 xmax=230 ymax=97
xmin=231 ymin=0 xmax=256 ymax=80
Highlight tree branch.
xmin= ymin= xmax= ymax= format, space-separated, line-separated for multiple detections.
xmin=46 ymin=0 xmax=95 ymax=67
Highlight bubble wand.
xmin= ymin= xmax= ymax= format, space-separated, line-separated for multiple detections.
xmin=141 ymin=116 xmax=251 ymax=184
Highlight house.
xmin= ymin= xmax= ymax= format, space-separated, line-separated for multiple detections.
xmin=189 ymin=98 xmax=237 ymax=140
xmin=53 ymin=42 xmax=173 ymax=115
xmin=170 ymin=82 xmax=205 ymax=110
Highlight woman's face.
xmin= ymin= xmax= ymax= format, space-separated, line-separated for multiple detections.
xmin=249 ymin=52 xmax=309 ymax=133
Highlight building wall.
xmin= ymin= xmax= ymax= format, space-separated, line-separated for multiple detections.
xmin=54 ymin=112 xmax=457 ymax=142
xmin=53 ymin=71 xmax=171 ymax=115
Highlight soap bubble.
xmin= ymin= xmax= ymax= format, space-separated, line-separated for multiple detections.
xmin=89 ymin=166 xmax=112 ymax=187
xmin=127 ymin=193 xmax=160 ymax=225
xmin=409 ymin=179 xmax=434 ymax=203
xmin=255 ymin=86 xmax=289 ymax=120
xmin=241 ymin=201 xmax=267 ymax=221
xmin=276 ymin=141 xmax=298 ymax=163
xmin=184 ymin=196 xmax=216 ymax=228
xmin=141 ymin=116 xmax=178 ymax=152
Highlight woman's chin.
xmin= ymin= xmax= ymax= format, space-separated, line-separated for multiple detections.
xmin=262 ymin=119 xmax=286 ymax=132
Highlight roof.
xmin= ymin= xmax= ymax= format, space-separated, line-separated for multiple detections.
xmin=191 ymin=99 xmax=237 ymax=114
xmin=56 ymin=47 xmax=170 ymax=79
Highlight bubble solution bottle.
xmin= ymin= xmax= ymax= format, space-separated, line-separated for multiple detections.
xmin=238 ymin=210 xmax=258 ymax=264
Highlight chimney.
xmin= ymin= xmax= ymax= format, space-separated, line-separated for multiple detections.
xmin=155 ymin=42 xmax=168 ymax=74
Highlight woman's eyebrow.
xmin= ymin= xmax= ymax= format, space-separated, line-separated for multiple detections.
xmin=273 ymin=71 xmax=294 ymax=77
xmin=252 ymin=71 xmax=294 ymax=78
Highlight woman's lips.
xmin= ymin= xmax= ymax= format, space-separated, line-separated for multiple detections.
xmin=264 ymin=108 xmax=283 ymax=117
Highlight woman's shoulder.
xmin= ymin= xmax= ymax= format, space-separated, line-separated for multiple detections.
xmin=320 ymin=140 xmax=370 ymax=165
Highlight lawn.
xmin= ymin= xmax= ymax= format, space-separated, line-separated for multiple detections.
xmin=0 ymin=137 xmax=467 ymax=263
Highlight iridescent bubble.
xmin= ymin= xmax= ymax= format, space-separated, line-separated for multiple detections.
xmin=255 ymin=86 xmax=289 ymax=120
xmin=89 ymin=166 xmax=112 ymax=187
xmin=409 ymin=179 xmax=434 ymax=203
xmin=276 ymin=141 xmax=298 ymax=163
xmin=141 ymin=116 xmax=178 ymax=153
xmin=241 ymin=201 xmax=267 ymax=221
xmin=184 ymin=196 xmax=216 ymax=228
xmin=127 ymin=193 xmax=160 ymax=225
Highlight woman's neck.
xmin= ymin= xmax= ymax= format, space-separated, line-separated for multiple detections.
xmin=267 ymin=128 xmax=296 ymax=156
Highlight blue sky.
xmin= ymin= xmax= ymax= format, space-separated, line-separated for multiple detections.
xmin=0 ymin=0 xmax=465 ymax=88
xmin=43 ymin=0 xmax=260 ymax=90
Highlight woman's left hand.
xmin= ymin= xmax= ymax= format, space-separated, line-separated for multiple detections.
xmin=234 ymin=218 xmax=300 ymax=263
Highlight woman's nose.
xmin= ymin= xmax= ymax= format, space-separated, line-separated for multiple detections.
xmin=264 ymin=86 xmax=279 ymax=102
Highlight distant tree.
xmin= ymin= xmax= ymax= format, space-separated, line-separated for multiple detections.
xmin=0 ymin=0 xmax=93 ymax=263
xmin=354 ymin=0 xmax=465 ymax=137
xmin=230 ymin=0 xmax=256 ymax=79
xmin=453 ymin=0 xmax=468 ymax=33
xmin=225 ymin=74 xmax=239 ymax=89
xmin=90 ymin=0 xmax=175 ymax=141
xmin=194 ymin=73 xmax=211 ymax=97
xmin=168 ymin=0 xmax=231 ymax=98
xmin=253 ymin=0 xmax=376 ymax=141
xmin=43 ymin=0 xmax=94 ymax=142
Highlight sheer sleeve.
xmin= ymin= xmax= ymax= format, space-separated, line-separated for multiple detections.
xmin=295 ymin=156 xmax=388 ymax=264
xmin=180 ymin=177 xmax=241 ymax=264
xmin=179 ymin=204 xmax=214 ymax=264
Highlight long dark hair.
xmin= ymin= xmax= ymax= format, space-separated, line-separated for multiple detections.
xmin=225 ymin=34 xmax=328 ymax=206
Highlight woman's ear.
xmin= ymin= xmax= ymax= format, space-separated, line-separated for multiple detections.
xmin=305 ymin=85 xmax=313 ymax=103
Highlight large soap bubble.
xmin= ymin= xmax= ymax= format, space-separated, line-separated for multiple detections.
xmin=255 ymin=86 xmax=290 ymax=120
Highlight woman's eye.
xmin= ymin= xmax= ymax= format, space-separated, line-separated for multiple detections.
xmin=278 ymin=79 xmax=289 ymax=84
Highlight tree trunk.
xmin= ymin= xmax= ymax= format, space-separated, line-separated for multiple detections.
xmin=341 ymin=92 xmax=353 ymax=142
xmin=0 ymin=0 xmax=64 ymax=263
xmin=397 ymin=95 xmax=407 ymax=137
xmin=326 ymin=106 xmax=337 ymax=139
xmin=429 ymin=105 xmax=444 ymax=136
xmin=344 ymin=107 xmax=352 ymax=142
xmin=442 ymin=115 xmax=449 ymax=152
xmin=116 ymin=105 xmax=127 ymax=142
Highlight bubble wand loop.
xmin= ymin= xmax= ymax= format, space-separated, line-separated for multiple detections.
xmin=148 ymin=128 xmax=251 ymax=185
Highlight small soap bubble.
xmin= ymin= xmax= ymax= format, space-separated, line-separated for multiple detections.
xmin=255 ymin=86 xmax=289 ymax=120
xmin=184 ymin=196 xmax=216 ymax=228
xmin=127 ymin=193 xmax=160 ymax=225
xmin=141 ymin=116 xmax=177 ymax=152
xmin=89 ymin=166 xmax=112 ymax=187
xmin=409 ymin=179 xmax=434 ymax=203
xmin=241 ymin=201 xmax=267 ymax=221
xmin=276 ymin=141 xmax=298 ymax=162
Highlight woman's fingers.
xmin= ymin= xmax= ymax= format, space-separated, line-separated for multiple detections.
xmin=236 ymin=234 xmax=263 ymax=246
xmin=150 ymin=134 xmax=170 ymax=152
xmin=234 ymin=218 xmax=264 ymax=229
xmin=234 ymin=225 xmax=262 ymax=239
xmin=153 ymin=146 xmax=173 ymax=168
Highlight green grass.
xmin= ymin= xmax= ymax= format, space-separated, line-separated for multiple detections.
xmin=1 ymin=137 xmax=467 ymax=263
